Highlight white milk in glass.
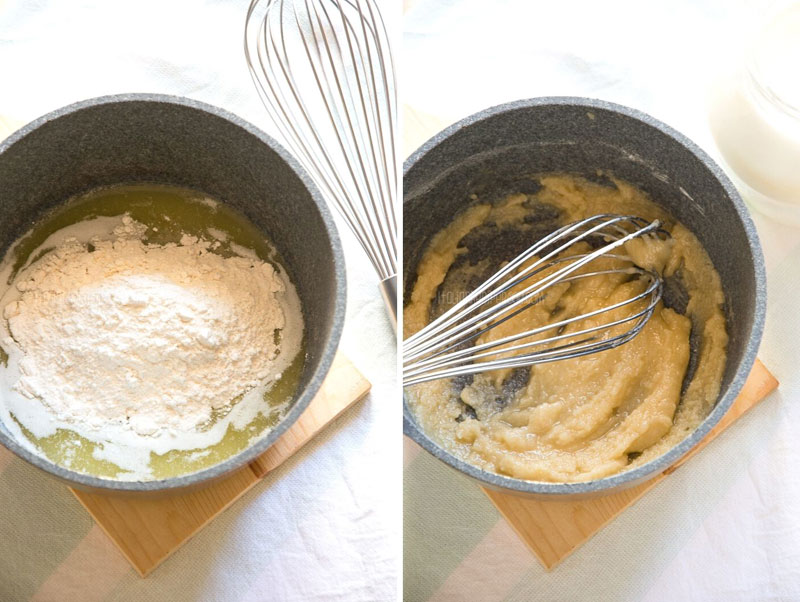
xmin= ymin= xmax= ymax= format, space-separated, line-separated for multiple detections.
xmin=709 ymin=2 xmax=800 ymax=223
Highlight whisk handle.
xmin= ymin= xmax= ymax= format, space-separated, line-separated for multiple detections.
xmin=379 ymin=275 xmax=397 ymax=334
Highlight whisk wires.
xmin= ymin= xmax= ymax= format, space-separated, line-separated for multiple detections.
xmin=245 ymin=0 xmax=398 ymax=281
xmin=403 ymin=215 xmax=667 ymax=386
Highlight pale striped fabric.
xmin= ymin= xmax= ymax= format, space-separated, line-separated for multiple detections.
xmin=403 ymin=1 xmax=800 ymax=600
xmin=0 ymin=0 xmax=398 ymax=599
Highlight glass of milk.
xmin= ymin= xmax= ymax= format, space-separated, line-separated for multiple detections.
xmin=709 ymin=1 xmax=800 ymax=224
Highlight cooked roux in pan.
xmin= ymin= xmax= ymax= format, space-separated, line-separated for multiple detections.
xmin=404 ymin=174 xmax=728 ymax=482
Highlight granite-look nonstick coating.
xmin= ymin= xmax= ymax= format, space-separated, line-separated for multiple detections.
xmin=0 ymin=94 xmax=346 ymax=495
xmin=403 ymin=97 xmax=766 ymax=499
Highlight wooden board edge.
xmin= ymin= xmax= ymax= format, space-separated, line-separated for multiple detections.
xmin=140 ymin=475 xmax=261 ymax=576
xmin=483 ymin=359 xmax=778 ymax=569
xmin=72 ymin=468 xmax=261 ymax=577
xmin=248 ymin=379 xmax=372 ymax=478
xmin=248 ymin=353 xmax=372 ymax=478
xmin=484 ymin=494 xmax=550 ymax=568
xmin=665 ymin=359 xmax=778 ymax=475
xmin=71 ymin=494 xmax=150 ymax=578
xmin=482 ymin=481 xmax=655 ymax=570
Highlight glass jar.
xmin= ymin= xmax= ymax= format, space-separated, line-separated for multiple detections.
xmin=709 ymin=1 xmax=800 ymax=224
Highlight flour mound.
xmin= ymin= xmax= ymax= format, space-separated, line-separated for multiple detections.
xmin=3 ymin=216 xmax=292 ymax=437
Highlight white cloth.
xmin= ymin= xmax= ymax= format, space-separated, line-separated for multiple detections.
xmin=0 ymin=1 xmax=398 ymax=600
xmin=403 ymin=1 xmax=800 ymax=600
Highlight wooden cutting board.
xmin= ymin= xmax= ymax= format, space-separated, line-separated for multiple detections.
xmin=72 ymin=351 xmax=371 ymax=576
xmin=402 ymin=104 xmax=779 ymax=571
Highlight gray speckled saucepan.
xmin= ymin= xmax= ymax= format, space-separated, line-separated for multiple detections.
xmin=403 ymin=97 xmax=766 ymax=500
xmin=0 ymin=94 xmax=346 ymax=495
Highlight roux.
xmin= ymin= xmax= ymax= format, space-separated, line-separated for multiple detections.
xmin=404 ymin=174 xmax=728 ymax=482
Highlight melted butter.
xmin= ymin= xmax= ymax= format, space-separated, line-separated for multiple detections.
xmin=148 ymin=346 xmax=305 ymax=479
xmin=1 ymin=184 xmax=305 ymax=480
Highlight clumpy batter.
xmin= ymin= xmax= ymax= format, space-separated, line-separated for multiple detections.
xmin=404 ymin=174 xmax=728 ymax=483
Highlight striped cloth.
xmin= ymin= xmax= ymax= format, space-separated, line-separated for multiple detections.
xmin=403 ymin=1 xmax=800 ymax=600
xmin=0 ymin=0 xmax=398 ymax=599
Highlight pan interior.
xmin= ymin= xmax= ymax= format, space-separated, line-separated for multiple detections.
xmin=0 ymin=183 xmax=306 ymax=481
xmin=403 ymin=108 xmax=762 ymax=494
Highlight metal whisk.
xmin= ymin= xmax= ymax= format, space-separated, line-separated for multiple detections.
xmin=403 ymin=215 xmax=667 ymax=386
xmin=245 ymin=0 xmax=398 ymax=329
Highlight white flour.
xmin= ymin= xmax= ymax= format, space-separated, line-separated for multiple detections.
xmin=0 ymin=213 xmax=304 ymax=479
